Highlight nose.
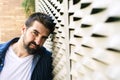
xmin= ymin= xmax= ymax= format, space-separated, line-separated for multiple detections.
xmin=35 ymin=36 xmax=42 ymax=45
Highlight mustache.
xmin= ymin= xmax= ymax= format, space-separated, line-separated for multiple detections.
xmin=30 ymin=42 xmax=39 ymax=47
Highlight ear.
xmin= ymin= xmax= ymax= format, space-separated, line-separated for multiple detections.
xmin=21 ymin=24 xmax=27 ymax=34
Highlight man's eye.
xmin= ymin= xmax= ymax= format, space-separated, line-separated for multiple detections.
xmin=32 ymin=31 xmax=38 ymax=36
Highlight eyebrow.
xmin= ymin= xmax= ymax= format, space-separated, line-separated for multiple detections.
xmin=33 ymin=29 xmax=48 ymax=38
xmin=33 ymin=29 xmax=39 ymax=34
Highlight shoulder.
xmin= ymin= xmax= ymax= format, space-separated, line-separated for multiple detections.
xmin=36 ymin=47 xmax=53 ymax=62
xmin=0 ymin=38 xmax=19 ymax=53
xmin=0 ymin=42 xmax=9 ymax=53
xmin=39 ymin=47 xmax=52 ymax=56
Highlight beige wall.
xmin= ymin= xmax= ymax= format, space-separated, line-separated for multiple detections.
xmin=36 ymin=0 xmax=120 ymax=80
xmin=0 ymin=0 xmax=26 ymax=42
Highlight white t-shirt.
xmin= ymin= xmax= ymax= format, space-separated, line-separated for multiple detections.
xmin=0 ymin=46 xmax=33 ymax=80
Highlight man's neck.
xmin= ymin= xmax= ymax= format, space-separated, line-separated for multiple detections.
xmin=12 ymin=42 xmax=30 ymax=58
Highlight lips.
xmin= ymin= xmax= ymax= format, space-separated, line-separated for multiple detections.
xmin=29 ymin=43 xmax=37 ymax=49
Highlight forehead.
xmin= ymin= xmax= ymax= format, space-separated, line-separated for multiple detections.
xmin=29 ymin=21 xmax=50 ymax=34
xmin=28 ymin=21 xmax=50 ymax=36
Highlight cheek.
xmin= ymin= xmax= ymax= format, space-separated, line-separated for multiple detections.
xmin=41 ymin=40 xmax=46 ymax=44
xmin=25 ymin=32 xmax=35 ymax=42
xmin=40 ymin=39 xmax=47 ymax=46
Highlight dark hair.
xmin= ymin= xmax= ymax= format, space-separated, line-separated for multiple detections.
xmin=25 ymin=12 xmax=55 ymax=33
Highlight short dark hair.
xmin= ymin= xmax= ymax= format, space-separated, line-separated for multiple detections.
xmin=25 ymin=12 xmax=55 ymax=33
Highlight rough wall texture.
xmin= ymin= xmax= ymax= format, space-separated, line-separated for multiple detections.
xmin=0 ymin=0 xmax=26 ymax=42
xmin=36 ymin=0 xmax=120 ymax=80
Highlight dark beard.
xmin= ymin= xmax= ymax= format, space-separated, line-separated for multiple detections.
xmin=24 ymin=42 xmax=40 ymax=55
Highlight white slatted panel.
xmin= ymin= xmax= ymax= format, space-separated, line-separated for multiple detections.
xmin=35 ymin=0 xmax=70 ymax=80
xmin=35 ymin=0 xmax=120 ymax=80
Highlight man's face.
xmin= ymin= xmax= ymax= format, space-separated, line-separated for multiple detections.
xmin=22 ymin=21 xmax=50 ymax=54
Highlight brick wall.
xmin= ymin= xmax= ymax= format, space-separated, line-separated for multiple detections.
xmin=0 ymin=0 xmax=26 ymax=42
